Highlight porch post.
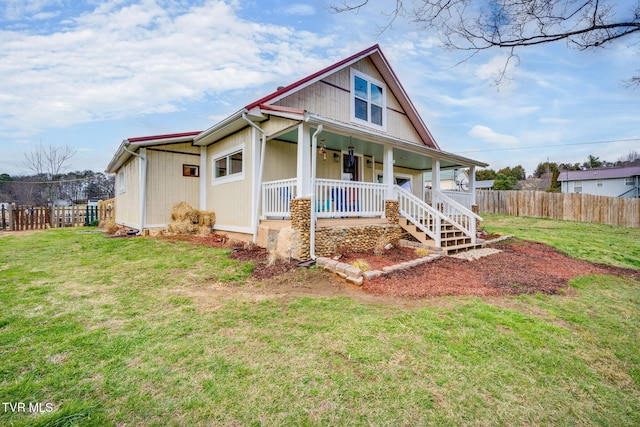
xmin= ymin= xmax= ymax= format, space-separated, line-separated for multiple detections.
xmin=383 ymin=144 xmax=395 ymax=199
xmin=297 ymin=123 xmax=312 ymax=197
xmin=432 ymin=158 xmax=441 ymax=192
xmin=468 ymin=165 xmax=476 ymax=205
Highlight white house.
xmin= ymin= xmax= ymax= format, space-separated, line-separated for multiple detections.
xmin=106 ymin=45 xmax=488 ymax=259
xmin=558 ymin=166 xmax=640 ymax=198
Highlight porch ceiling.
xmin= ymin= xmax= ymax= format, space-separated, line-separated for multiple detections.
xmin=274 ymin=129 xmax=463 ymax=171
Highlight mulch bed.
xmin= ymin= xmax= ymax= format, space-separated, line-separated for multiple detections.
xmin=157 ymin=234 xmax=639 ymax=298
xmin=363 ymin=238 xmax=640 ymax=298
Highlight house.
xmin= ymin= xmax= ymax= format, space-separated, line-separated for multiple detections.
xmin=106 ymin=45 xmax=487 ymax=259
xmin=558 ymin=166 xmax=640 ymax=198
xmin=424 ymin=169 xmax=469 ymax=191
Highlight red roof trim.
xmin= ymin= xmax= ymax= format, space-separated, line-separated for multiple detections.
xmin=245 ymin=44 xmax=381 ymax=110
xmin=128 ymin=131 xmax=202 ymax=143
xmin=258 ymin=104 xmax=305 ymax=115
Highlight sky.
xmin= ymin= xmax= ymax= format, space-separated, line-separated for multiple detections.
xmin=1 ymin=0 xmax=638 ymax=178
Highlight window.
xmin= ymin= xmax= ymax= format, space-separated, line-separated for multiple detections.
xmin=573 ymin=181 xmax=582 ymax=193
xmin=183 ymin=164 xmax=199 ymax=177
xmin=118 ymin=169 xmax=126 ymax=194
xmin=213 ymin=145 xmax=244 ymax=184
xmin=626 ymin=177 xmax=635 ymax=186
xmin=351 ymin=69 xmax=386 ymax=129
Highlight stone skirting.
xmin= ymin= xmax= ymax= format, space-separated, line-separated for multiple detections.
xmin=314 ymin=223 xmax=404 ymax=257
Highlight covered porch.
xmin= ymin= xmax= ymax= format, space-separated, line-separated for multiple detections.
xmin=260 ymin=123 xmax=479 ymax=220
xmin=256 ymin=120 xmax=486 ymax=258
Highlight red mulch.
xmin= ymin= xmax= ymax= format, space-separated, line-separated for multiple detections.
xmin=363 ymin=238 xmax=640 ymax=298
xmin=157 ymin=234 xmax=639 ymax=298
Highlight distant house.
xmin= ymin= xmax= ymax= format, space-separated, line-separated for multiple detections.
xmin=106 ymin=45 xmax=488 ymax=258
xmin=424 ymin=169 xmax=469 ymax=191
xmin=558 ymin=166 xmax=640 ymax=198
xmin=475 ymin=180 xmax=495 ymax=190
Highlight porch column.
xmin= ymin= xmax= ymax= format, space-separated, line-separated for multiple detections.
xmin=432 ymin=158 xmax=441 ymax=192
xmin=199 ymin=146 xmax=207 ymax=211
xmin=383 ymin=144 xmax=395 ymax=199
xmin=297 ymin=123 xmax=312 ymax=197
xmin=468 ymin=165 xmax=476 ymax=205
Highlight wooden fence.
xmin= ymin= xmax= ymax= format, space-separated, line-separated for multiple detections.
xmin=1 ymin=199 xmax=116 ymax=231
xmin=476 ymin=190 xmax=640 ymax=228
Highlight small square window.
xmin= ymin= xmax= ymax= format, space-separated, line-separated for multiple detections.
xmin=183 ymin=164 xmax=199 ymax=177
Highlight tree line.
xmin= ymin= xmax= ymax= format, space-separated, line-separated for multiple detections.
xmin=476 ymin=151 xmax=640 ymax=191
xmin=0 ymin=171 xmax=114 ymax=207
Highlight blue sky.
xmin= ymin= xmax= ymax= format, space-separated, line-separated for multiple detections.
xmin=1 ymin=0 xmax=638 ymax=178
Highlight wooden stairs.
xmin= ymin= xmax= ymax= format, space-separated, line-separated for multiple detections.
xmin=398 ymin=217 xmax=484 ymax=255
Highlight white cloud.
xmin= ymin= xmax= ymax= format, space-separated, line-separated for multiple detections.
xmin=0 ymin=0 xmax=333 ymax=137
xmin=284 ymin=4 xmax=315 ymax=16
xmin=468 ymin=125 xmax=519 ymax=144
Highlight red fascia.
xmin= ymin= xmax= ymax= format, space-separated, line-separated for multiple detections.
xmin=245 ymin=44 xmax=381 ymax=110
xmin=127 ymin=131 xmax=202 ymax=143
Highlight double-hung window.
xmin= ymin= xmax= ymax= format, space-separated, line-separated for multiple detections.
xmin=573 ymin=181 xmax=583 ymax=193
xmin=351 ymin=69 xmax=386 ymax=130
xmin=213 ymin=145 xmax=244 ymax=184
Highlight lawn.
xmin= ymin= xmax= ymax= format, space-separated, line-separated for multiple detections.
xmin=0 ymin=217 xmax=639 ymax=426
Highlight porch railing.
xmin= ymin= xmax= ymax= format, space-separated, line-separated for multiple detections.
xmin=261 ymin=178 xmax=386 ymax=219
xmin=262 ymin=178 xmax=297 ymax=219
xmin=425 ymin=188 xmax=474 ymax=210
xmin=314 ymin=179 xmax=386 ymax=218
xmin=395 ymin=185 xmax=445 ymax=246
xmin=432 ymin=189 xmax=482 ymax=242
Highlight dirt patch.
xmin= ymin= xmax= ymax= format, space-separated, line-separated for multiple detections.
xmin=157 ymin=234 xmax=639 ymax=305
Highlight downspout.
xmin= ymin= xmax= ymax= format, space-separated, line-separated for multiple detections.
xmin=242 ymin=113 xmax=266 ymax=243
xmin=309 ymin=124 xmax=323 ymax=260
xmin=123 ymin=144 xmax=147 ymax=234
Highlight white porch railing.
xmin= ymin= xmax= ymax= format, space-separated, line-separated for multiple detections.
xmin=261 ymin=178 xmax=387 ymax=219
xmin=395 ymin=185 xmax=446 ymax=246
xmin=262 ymin=178 xmax=297 ymax=219
xmin=315 ymin=179 xmax=386 ymax=218
xmin=432 ymin=189 xmax=482 ymax=242
xmin=425 ymin=188 xmax=474 ymax=210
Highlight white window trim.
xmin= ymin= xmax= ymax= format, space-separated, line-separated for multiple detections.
xmin=573 ymin=181 xmax=583 ymax=193
xmin=118 ymin=169 xmax=126 ymax=194
xmin=350 ymin=68 xmax=387 ymax=131
xmin=212 ymin=144 xmax=245 ymax=185
xmin=341 ymin=152 xmax=364 ymax=181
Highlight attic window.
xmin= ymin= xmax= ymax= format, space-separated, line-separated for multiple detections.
xmin=351 ymin=69 xmax=386 ymax=130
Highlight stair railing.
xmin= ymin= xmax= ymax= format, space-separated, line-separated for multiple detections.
xmin=431 ymin=189 xmax=483 ymax=243
xmin=394 ymin=185 xmax=448 ymax=246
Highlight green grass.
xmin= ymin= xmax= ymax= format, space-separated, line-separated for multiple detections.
xmin=0 ymin=222 xmax=639 ymax=426
xmin=482 ymin=213 xmax=640 ymax=269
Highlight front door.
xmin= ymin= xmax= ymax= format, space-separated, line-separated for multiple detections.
xmin=342 ymin=153 xmax=360 ymax=181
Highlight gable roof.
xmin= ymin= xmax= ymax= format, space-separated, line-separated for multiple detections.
xmin=245 ymin=44 xmax=439 ymax=149
xmin=106 ymin=131 xmax=201 ymax=173
xmin=558 ymin=166 xmax=640 ymax=181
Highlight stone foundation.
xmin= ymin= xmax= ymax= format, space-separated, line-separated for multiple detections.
xmin=314 ymin=224 xmax=404 ymax=257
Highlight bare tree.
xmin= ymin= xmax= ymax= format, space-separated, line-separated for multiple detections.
xmin=331 ymin=0 xmax=640 ymax=85
xmin=23 ymin=144 xmax=77 ymax=207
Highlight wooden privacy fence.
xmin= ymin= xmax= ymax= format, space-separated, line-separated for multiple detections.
xmin=1 ymin=200 xmax=116 ymax=231
xmin=476 ymin=190 xmax=640 ymax=228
